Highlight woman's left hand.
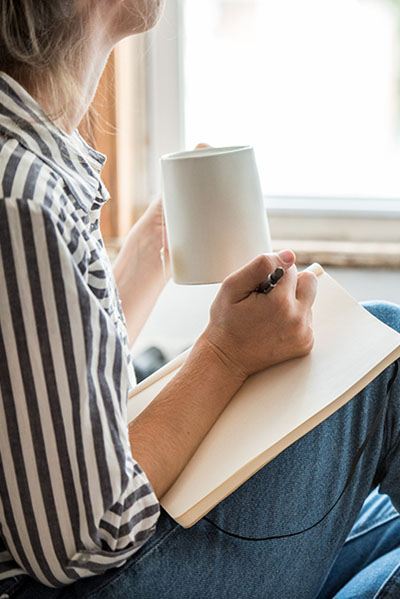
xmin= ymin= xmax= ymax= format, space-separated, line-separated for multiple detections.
xmin=113 ymin=143 xmax=208 ymax=344
xmin=113 ymin=197 xmax=170 ymax=345
xmin=134 ymin=196 xmax=170 ymax=279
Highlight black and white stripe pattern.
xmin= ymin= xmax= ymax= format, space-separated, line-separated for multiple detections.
xmin=0 ymin=73 xmax=160 ymax=587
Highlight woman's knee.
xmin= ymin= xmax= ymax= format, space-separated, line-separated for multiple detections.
xmin=362 ymin=301 xmax=400 ymax=334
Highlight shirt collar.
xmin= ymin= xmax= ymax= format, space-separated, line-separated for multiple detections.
xmin=0 ymin=72 xmax=109 ymax=211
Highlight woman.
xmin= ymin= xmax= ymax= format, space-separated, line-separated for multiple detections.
xmin=0 ymin=1 xmax=399 ymax=598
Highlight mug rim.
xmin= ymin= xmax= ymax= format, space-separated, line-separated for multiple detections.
xmin=162 ymin=145 xmax=252 ymax=161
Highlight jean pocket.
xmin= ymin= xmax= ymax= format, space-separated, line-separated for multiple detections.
xmin=0 ymin=576 xmax=28 ymax=598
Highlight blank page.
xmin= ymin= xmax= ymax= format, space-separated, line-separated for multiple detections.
xmin=128 ymin=268 xmax=400 ymax=527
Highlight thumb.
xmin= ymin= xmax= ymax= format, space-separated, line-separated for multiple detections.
xmin=222 ymin=250 xmax=296 ymax=302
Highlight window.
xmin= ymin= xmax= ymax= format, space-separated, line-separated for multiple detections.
xmin=147 ymin=0 xmax=400 ymax=250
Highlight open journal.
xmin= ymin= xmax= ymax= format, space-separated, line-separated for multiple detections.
xmin=127 ymin=264 xmax=400 ymax=528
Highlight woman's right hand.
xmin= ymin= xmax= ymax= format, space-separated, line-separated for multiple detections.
xmin=197 ymin=249 xmax=318 ymax=382
xmin=130 ymin=249 xmax=317 ymax=498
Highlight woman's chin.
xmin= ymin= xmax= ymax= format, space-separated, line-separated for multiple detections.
xmin=121 ymin=0 xmax=166 ymax=36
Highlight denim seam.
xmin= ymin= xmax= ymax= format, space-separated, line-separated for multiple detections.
xmin=374 ymin=562 xmax=400 ymax=599
xmin=380 ymin=361 xmax=400 ymax=475
xmin=84 ymin=522 xmax=181 ymax=598
xmin=345 ymin=513 xmax=400 ymax=542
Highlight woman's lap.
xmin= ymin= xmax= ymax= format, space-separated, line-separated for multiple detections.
xmin=1 ymin=301 xmax=400 ymax=599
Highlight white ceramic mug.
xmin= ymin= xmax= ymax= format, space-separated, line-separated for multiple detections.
xmin=161 ymin=145 xmax=272 ymax=285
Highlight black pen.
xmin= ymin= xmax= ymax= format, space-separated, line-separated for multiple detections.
xmin=257 ymin=266 xmax=285 ymax=294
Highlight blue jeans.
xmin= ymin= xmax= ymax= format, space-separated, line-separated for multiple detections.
xmin=0 ymin=301 xmax=399 ymax=599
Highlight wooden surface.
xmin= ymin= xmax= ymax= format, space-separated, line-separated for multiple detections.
xmin=79 ymin=38 xmax=143 ymax=240
xmin=272 ymin=240 xmax=400 ymax=269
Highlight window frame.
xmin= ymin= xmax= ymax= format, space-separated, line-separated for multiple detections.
xmin=146 ymin=0 xmax=400 ymax=247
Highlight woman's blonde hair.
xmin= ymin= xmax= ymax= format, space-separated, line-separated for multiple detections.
xmin=0 ymin=0 xmax=88 ymax=117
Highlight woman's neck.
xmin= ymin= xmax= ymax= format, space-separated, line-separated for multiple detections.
xmin=48 ymin=46 xmax=112 ymax=135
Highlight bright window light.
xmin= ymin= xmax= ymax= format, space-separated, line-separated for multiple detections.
xmin=183 ymin=0 xmax=400 ymax=200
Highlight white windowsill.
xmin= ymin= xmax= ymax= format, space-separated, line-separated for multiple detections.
xmin=266 ymin=197 xmax=400 ymax=245
xmin=265 ymin=196 xmax=400 ymax=218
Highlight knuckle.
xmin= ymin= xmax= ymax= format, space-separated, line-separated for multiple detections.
xmin=221 ymin=274 xmax=235 ymax=294
xmin=289 ymin=309 xmax=304 ymax=330
xmin=278 ymin=296 xmax=292 ymax=315
xmin=253 ymin=253 xmax=272 ymax=271
xmin=218 ymin=279 xmax=237 ymax=307
xmin=303 ymin=271 xmax=318 ymax=291
xmin=301 ymin=271 xmax=316 ymax=283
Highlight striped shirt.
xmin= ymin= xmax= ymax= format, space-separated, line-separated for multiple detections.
xmin=0 ymin=72 xmax=160 ymax=587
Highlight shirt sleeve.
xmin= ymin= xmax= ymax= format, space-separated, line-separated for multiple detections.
xmin=0 ymin=198 xmax=160 ymax=587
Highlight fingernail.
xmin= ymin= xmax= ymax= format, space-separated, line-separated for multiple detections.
xmin=278 ymin=249 xmax=295 ymax=264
